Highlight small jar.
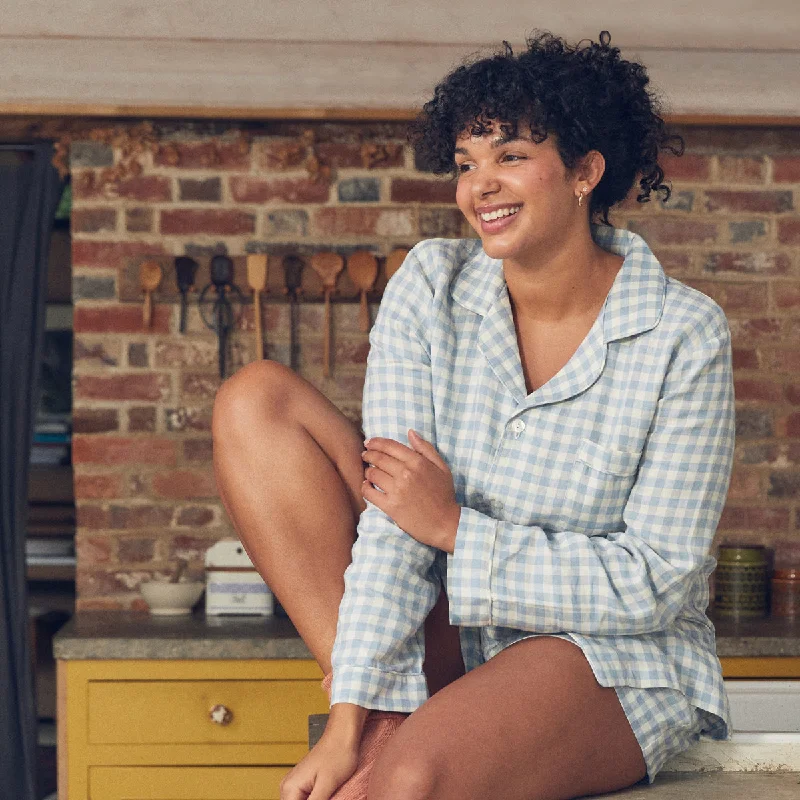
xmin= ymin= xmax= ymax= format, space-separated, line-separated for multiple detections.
xmin=714 ymin=545 xmax=767 ymax=619
xmin=771 ymin=568 xmax=800 ymax=619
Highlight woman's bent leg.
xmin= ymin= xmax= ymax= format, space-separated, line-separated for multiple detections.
xmin=212 ymin=360 xmax=464 ymax=688
xmin=367 ymin=636 xmax=646 ymax=800
xmin=212 ymin=361 xmax=366 ymax=674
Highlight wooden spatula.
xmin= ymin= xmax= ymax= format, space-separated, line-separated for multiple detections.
xmin=347 ymin=251 xmax=378 ymax=332
xmin=385 ymin=248 xmax=409 ymax=283
xmin=139 ymin=260 xmax=162 ymax=328
xmin=309 ymin=251 xmax=344 ymax=377
xmin=246 ymin=254 xmax=268 ymax=360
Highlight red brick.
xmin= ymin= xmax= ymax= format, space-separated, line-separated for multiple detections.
xmin=760 ymin=348 xmax=800 ymax=373
xmin=77 ymin=568 xmax=153 ymax=598
xmin=313 ymin=207 xmax=414 ymax=237
xmin=160 ymin=209 xmax=255 ymax=235
xmin=126 ymin=208 xmax=154 ymax=233
xmin=230 ymin=176 xmax=330 ymax=204
xmin=117 ymin=537 xmax=157 ymax=563
xmin=73 ymin=305 xmax=171 ymax=334
xmin=390 ymin=178 xmax=457 ymax=203
xmin=74 ymin=373 xmax=169 ymax=402
xmin=778 ymin=219 xmax=800 ymax=244
xmin=788 ymin=413 xmax=800 ymax=437
xmin=72 ymin=240 xmax=166 ymax=268
xmin=165 ymin=406 xmax=213 ymax=433
xmin=682 ymin=127 xmax=800 ymax=153
xmin=77 ymin=504 xmax=110 ymax=529
xmin=773 ymin=283 xmax=800 ymax=310
xmin=109 ymin=504 xmax=173 ymax=529
xmin=732 ymin=348 xmax=759 ymax=369
xmin=75 ymin=533 xmax=113 ymax=564
xmin=71 ymin=208 xmax=117 ymax=233
xmin=183 ymin=438 xmax=213 ymax=462
xmin=258 ymin=140 xmax=308 ymax=171
xmin=117 ymin=176 xmax=172 ymax=202
xmin=728 ymin=318 xmax=786 ymax=342
xmin=718 ymin=506 xmax=791 ymax=531
xmin=175 ymin=506 xmax=215 ymax=526
xmin=152 ymin=468 xmax=217 ymax=499
xmin=154 ymin=141 xmax=251 ymax=170
xmin=717 ymin=157 xmax=767 ymax=184
xmin=72 ymin=435 xmax=177 ymax=466
xmin=304 ymin=337 xmax=371 ymax=367
xmin=626 ymin=218 xmax=719 ymax=245
xmin=661 ymin=153 xmax=711 ymax=181
xmin=74 ymin=474 xmax=123 ymax=499
xmin=773 ymin=157 xmax=800 ymax=183
xmin=734 ymin=379 xmax=782 ymax=402
xmin=705 ymin=190 xmax=793 ymax=214
xmin=686 ymin=280 xmax=768 ymax=313
xmin=72 ymin=408 xmax=120 ymax=434
xmin=786 ymin=384 xmax=800 ymax=405
xmin=653 ymin=250 xmax=692 ymax=276
xmin=128 ymin=406 xmax=157 ymax=432
xmin=726 ymin=467 xmax=762 ymax=500
xmin=703 ymin=252 xmax=791 ymax=277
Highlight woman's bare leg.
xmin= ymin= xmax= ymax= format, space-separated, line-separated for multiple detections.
xmin=212 ymin=360 xmax=464 ymax=686
xmin=367 ymin=637 xmax=646 ymax=800
xmin=212 ymin=361 xmax=366 ymax=673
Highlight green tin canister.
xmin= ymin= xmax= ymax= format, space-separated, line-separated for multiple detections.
xmin=714 ymin=545 xmax=767 ymax=619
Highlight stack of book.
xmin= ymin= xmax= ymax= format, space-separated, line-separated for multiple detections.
xmin=30 ymin=414 xmax=71 ymax=467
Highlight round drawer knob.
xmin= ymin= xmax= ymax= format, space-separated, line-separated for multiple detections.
xmin=209 ymin=704 xmax=234 ymax=726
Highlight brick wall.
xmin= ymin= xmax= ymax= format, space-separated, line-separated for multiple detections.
xmin=69 ymin=121 xmax=800 ymax=610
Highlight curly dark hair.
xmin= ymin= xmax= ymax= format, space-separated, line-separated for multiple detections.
xmin=409 ymin=31 xmax=684 ymax=224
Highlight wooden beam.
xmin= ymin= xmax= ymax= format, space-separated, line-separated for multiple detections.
xmin=0 ymin=103 xmax=797 ymax=127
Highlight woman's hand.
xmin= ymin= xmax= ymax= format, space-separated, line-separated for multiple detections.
xmin=279 ymin=729 xmax=359 ymax=800
xmin=361 ymin=429 xmax=461 ymax=553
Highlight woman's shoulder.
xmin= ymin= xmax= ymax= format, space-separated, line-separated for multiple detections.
xmin=401 ymin=237 xmax=485 ymax=286
xmin=660 ymin=275 xmax=731 ymax=347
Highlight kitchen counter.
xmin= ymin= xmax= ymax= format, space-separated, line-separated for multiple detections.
xmin=53 ymin=611 xmax=313 ymax=660
xmin=54 ymin=610 xmax=800 ymax=660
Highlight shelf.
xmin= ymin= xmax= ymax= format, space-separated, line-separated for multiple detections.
xmin=27 ymin=563 xmax=76 ymax=582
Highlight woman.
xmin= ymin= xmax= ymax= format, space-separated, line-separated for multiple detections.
xmin=213 ymin=31 xmax=734 ymax=800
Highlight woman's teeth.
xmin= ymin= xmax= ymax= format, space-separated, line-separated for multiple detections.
xmin=480 ymin=206 xmax=521 ymax=222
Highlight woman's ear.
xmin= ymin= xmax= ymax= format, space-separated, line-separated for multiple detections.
xmin=575 ymin=150 xmax=606 ymax=193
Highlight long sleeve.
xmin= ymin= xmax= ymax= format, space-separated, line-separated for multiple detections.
xmin=447 ymin=326 xmax=735 ymax=636
xmin=329 ymin=247 xmax=441 ymax=711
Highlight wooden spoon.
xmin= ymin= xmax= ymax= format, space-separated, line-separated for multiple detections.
xmin=139 ymin=260 xmax=163 ymax=328
xmin=246 ymin=254 xmax=268 ymax=360
xmin=309 ymin=251 xmax=344 ymax=377
xmin=347 ymin=251 xmax=378 ymax=332
xmin=385 ymin=248 xmax=409 ymax=283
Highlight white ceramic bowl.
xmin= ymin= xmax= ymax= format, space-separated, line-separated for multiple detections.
xmin=140 ymin=580 xmax=205 ymax=616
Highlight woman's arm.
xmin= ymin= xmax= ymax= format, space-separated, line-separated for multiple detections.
xmin=446 ymin=325 xmax=735 ymax=635
xmin=329 ymin=246 xmax=442 ymax=711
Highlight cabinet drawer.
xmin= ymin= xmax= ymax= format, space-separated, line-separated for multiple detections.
xmin=90 ymin=766 xmax=288 ymax=799
xmin=88 ymin=679 xmax=326 ymax=745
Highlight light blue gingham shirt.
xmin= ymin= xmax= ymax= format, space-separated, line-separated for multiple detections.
xmin=331 ymin=225 xmax=734 ymax=734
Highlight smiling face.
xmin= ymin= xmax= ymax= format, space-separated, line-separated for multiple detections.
xmin=454 ymin=121 xmax=585 ymax=266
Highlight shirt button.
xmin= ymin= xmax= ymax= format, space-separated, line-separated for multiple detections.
xmin=511 ymin=419 xmax=526 ymax=436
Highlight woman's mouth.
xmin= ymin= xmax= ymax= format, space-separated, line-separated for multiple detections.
xmin=477 ymin=205 xmax=521 ymax=234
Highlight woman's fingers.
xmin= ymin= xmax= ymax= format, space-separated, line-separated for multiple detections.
xmin=408 ymin=429 xmax=449 ymax=471
xmin=364 ymin=465 xmax=393 ymax=492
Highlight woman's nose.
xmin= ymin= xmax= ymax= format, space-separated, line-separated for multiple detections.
xmin=473 ymin=167 xmax=501 ymax=198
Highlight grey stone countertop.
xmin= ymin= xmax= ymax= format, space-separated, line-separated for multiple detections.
xmin=53 ymin=611 xmax=314 ymax=660
xmin=53 ymin=611 xmax=800 ymax=660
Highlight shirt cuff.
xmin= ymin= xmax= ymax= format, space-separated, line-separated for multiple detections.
xmin=446 ymin=506 xmax=497 ymax=627
xmin=330 ymin=665 xmax=429 ymax=712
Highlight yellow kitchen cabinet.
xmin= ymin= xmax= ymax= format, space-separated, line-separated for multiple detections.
xmin=58 ymin=659 xmax=328 ymax=800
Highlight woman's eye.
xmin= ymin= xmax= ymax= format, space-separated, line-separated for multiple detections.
xmin=456 ymin=163 xmax=473 ymax=174
xmin=502 ymin=153 xmax=525 ymax=162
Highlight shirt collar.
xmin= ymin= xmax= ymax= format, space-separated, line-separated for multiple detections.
xmin=451 ymin=225 xmax=667 ymax=343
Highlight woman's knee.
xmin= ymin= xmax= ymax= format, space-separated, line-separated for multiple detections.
xmin=367 ymin=748 xmax=442 ymax=800
xmin=212 ymin=359 xmax=295 ymax=442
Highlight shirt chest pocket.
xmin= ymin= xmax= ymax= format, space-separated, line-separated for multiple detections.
xmin=561 ymin=438 xmax=641 ymax=534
